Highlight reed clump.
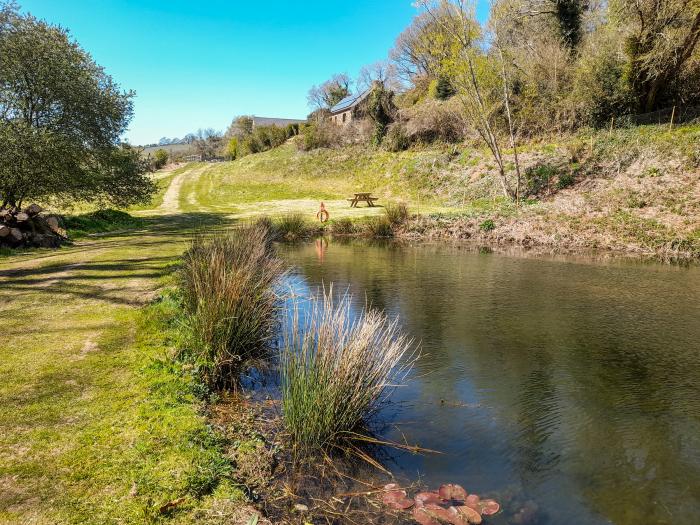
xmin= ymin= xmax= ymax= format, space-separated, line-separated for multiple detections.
xmin=180 ymin=224 xmax=283 ymax=387
xmin=384 ymin=201 xmax=410 ymax=226
xmin=280 ymin=290 xmax=414 ymax=456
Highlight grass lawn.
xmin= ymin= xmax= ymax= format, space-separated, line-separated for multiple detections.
xmin=0 ymin=213 xmax=252 ymax=524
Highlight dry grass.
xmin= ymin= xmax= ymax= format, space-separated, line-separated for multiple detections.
xmin=280 ymin=288 xmax=415 ymax=457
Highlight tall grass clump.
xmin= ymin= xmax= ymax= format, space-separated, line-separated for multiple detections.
xmin=364 ymin=216 xmax=394 ymax=237
xmin=180 ymin=224 xmax=283 ymax=387
xmin=280 ymin=290 xmax=414 ymax=456
xmin=274 ymin=212 xmax=316 ymax=240
xmin=384 ymin=202 xmax=410 ymax=225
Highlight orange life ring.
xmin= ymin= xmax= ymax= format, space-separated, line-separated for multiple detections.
xmin=316 ymin=202 xmax=330 ymax=223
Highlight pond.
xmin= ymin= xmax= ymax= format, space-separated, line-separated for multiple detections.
xmin=278 ymin=239 xmax=700 ymax=525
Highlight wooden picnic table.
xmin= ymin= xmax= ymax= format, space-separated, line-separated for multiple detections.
xmin=348 ymin=192 xmax=379 ymax=207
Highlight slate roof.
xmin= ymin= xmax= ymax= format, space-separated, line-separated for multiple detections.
xmin=329 ymin=89 xmax=371 ymax=114
xmin=252 ymin=116 xmax=306 ymax=128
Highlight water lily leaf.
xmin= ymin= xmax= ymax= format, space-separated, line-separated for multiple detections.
xmin=478 ymin=499 xmax=500 ymax=516
xmin=383 ymin=489 xmax=415 ymax=510
xmin=415 ymin=491 xmax=445 ymax=507
xmin=413 ymin=506 xmax=441 ymax=525
xmin=454 ymin=505 xmax=483 ymax=524
xmin=438 ymin=484 xmax=467 ymax=502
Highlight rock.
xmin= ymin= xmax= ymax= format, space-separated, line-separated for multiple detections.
xmin=15 ymin=212 xmax=29 ymax=222
xmin=25 ymin=204 xmax=43 ymax=216
xmin=294 ymin=504 xmax=309 ymax=512
xmin=0 ymin=224 xmax=9 ymax=238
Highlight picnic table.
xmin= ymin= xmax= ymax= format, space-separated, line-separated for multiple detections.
xmin=348 ymin=192 xmax=379 ymax=207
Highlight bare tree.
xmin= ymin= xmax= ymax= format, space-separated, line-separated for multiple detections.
xmin=306 ymin=73 xmax=352 ymax=110
xmin=417 ymin=0 xmax=521 ymax=201
xmin=357 ymin=60 xmax=402 ymax=92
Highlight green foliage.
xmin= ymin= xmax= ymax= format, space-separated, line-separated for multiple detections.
xmin=179 ymin=225 xmax=283 ymax=388
xmin=433 ymin=74 xmax=456 ymax=100
xmin=330 ymin=217 xmax=356 ymax=235
xmin=384 ymin=123 xmax=411 ymax=152
xmin=366 ymin=84 xmax=396 ymax=145
xmin=524 ymin=164 xmax=559 ymax=196
xmin=239 ymin=125 xmax=293 ymax=157
xmin=0 ymin=5 xmax=154 ymax=208
xmin=297 ymin=121 xmax=341 ymax=151
xmin=272 ymin=212 xmax=315 ymax=241
xmin=479 ymin=219 xmax=496 ymax=231
xmin=226 ymin=137 xmax=239 ymax=160
xmin=62 ymin=209 xmax=143 ymax=238
xmin=385 ymin=201 xmax=410 ymax=225
xmin=365 ymin=215 xmax=394 ymax=237
xmin=153 ymin=148 xmax=168 ymax=169
xmin=557 ymin=171 xmax=576 ymax=189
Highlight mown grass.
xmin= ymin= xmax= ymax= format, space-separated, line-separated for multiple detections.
xmin=0 ymin=219 xmax=251 ymax=524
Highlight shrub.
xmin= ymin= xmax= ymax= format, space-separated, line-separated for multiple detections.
xmin=274 ymin=213 xmax=312 ymax=241
xmin=179 ymin=225 xmax=283 ymax=387
xmin=557 ymin=171 xmax=576 ymax=189
xmin=400 ymin=98 xmax=468 ymax=144
xmin=384 ymin=202 xmax=409 ymax=225
xmin=297 ymin=121 xmax=342 ymax=151
xmin=153 ymin=148 xmax=169 ymax=169
xmin=364 ymin=216 xmax=394 ymax=237
xmin=524 ymin=164 xmax=559 ymax=196
xmin=330 ymin=217 xmax=356 ymax=235
xmin=479 ymin=219 xmax=495 ymax=231
xmin=280 ymin=290 xmax=414 ymax=455
xmin=384 ymin=123 xmax=411 ymax=152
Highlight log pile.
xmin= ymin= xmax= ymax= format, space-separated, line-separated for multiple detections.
xmin=0 ymin=204 xmax=67 ymax=249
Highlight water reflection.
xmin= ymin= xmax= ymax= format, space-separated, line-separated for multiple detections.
xmin=279 ymin=240 xmax=700 ymax=525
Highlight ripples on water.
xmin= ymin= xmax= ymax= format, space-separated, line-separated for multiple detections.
xmin=279 ymin=240 xmax=700 ymax=525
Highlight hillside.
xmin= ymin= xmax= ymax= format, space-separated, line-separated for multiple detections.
xmin=147 ymin=123 xmax=700 ymax=259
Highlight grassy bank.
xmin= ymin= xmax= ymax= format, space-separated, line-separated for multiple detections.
xmin=62 ymin=209 xmax=144 ymax=238
xmin=167 ymin=122 xmax=699 ymax=258
xmin=0 ymin=217 xmax=267 ymax=524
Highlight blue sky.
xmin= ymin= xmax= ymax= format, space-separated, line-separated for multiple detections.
xmin=19 ymin=1 xmax=488 ymax=145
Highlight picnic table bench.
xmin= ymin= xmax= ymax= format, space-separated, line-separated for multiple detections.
xmin=348 ymin=192 xmax=379 ymax=207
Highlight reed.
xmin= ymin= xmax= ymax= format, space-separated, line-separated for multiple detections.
xmin=280 ymin=289 xmax=414 ymax=456
xmin=180 ymin=224 xmax=283 ymax=387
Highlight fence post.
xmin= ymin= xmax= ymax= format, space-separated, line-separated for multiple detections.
xmin=609 ymin=116 xmax=614 ymax=135
xmin=669 ymin=106 xmax=676 ymax=131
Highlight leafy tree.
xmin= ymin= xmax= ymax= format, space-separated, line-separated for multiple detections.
xmin=153 ymin=148 xmax=168 ymax=169
xmin=0 ymin=3 xmax=154 ymax=208
xmin=366 ymin=83 xmax=396 ymax=145
xmin=226 ymin=137 xmax=239 ymax=160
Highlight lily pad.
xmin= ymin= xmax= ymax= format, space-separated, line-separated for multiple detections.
xmin=413 ymin=506 xmax=441 ymax=525
xmin=438 ymin=484 xmax=467 ymax=502
xmin=454 ymin=505 xmax=483 ymax=524
xmin=415 ymin=491 xmax=446 ymax=507
xmin=478 ymin=499 xmax=500 ymax=516
xmin=383 ymin=489 xmax=415 ymax=510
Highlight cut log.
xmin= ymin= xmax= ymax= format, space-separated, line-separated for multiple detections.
xmin=25 ymin=204 xmax=43 ymax=216
xmin=0 ymin=209 xmax=10 ymax=221
xmin=15 ymin=212 xmax=30 ymax=222
xmin=9 ymin=228 xmax=23 ymax=244
xmin=0 ymin=224 xmax=10 ymax=238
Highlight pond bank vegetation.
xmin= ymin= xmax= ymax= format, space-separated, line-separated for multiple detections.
xmin=153 ymin=225 xmax=505 ymax=524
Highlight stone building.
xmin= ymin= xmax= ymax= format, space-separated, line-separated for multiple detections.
xmin=328 ymin=89 xmax=372 ymax=125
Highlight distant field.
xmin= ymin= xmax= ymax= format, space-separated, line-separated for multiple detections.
xmin=140 ymin=143 xmax=193 ymax=157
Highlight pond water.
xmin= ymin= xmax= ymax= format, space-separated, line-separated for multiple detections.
xmin=278 ymin=240 xmax=700 ymax=525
